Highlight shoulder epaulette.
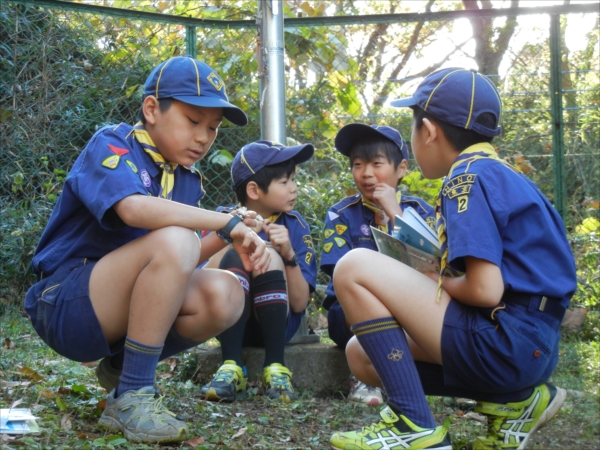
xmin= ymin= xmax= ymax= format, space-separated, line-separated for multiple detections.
xmin=332 ymin=194 xmax=361 ymax=213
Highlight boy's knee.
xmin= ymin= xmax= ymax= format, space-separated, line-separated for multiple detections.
xmin=149 ymin=226 xmax=200 ymax=268
xmin=333 ymin=248 xmax=369 ymax=285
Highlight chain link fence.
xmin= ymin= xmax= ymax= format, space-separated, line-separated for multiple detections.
xmin=1 ymin=1 xmax=598 ymax=313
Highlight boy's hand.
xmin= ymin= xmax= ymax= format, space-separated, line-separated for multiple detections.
xmin=373 ymin=183 xmax=402 ymax=221
xmin=241 ymin=210 xmax=265 ymax=234
xmin=230 ymin=223 xmax=270 ymax=273
xmin=263 ymin=221 xmax=294 ymax=261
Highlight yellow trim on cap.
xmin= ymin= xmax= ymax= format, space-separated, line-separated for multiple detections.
xmin=240 ymin=148 xmax=255 ymax=174
xmin=156 ymin=58 xmax=174 ymax=99
xmin=466 ymin=71 xmax=475 ymax=129
xmin=481 ymin=75 xmax=502 ymax=111
xmin=424 ymin=69 xmax=461 ymax=111
xmin=191 ymin=59 xmax=201 ymax=95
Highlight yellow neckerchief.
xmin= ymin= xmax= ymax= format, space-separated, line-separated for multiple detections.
xmin=435 ymin=143 xmax=521 ymax=301
xmin=132 ymin=121 xmax=177 ymax=200
xmin=362 ymin=190 xmax=402 ymax=233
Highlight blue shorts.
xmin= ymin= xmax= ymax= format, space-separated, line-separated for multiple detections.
xmin=441 ymin=298 xmax=561 ymax=394
xmin=24 ymin=258 xmax=120 ymax=362
xmin=327 ymin=301 xmax=352 ymax=349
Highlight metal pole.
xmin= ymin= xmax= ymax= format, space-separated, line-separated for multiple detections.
xmin=549 ymin=14 xmax=566 ymax=220
xmin=257 ymin=0 xmax=286 ymax=143
xmin=186 ymin=25 xmax=197 ymax=58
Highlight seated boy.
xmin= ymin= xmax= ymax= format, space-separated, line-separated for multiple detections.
xmin=329 ymin=68 xmax=576 ymax=450
xmin=24 ymin=56 xmax=270 ymax=444
xmin=201 ymin=140 xmax=317 ymax=403
xmin=320 ymin=124 xmax=434 ymax=406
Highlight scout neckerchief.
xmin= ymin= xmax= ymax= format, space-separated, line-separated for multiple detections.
xmin=132 ymin=121 xmax=177 ymax=200
xmin=435 ymin=142 xmax=522 ymax=301
xmin=362 ymin=190 xmax=402 ymax=234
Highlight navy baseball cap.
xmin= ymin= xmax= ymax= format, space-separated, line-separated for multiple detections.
xmin=335 ymin=124 xmax=409 ymax=162
xmin=391 ymin=67 xmax=502 ymax=137
xmin=143 ymin=56 xmax=248 ymax=126
xmin=231 ymin=140 xmax=315 ymax=189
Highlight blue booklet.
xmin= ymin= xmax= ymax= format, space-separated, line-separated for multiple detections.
xmin=392 ymin=207 xmax=440 ymax=258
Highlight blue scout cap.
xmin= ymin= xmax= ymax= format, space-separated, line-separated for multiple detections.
xmin=391 ymin=67 xmax=501 ymax=137
xmin=231 ymin=140 xmax=315 ymax=189
xmin=143 ymin=56 xmax=248 ymax=126
xmin=335 ymin=124 xmax=409 ymax=162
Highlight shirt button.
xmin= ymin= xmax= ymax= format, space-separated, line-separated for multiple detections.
xmin=533 ymin=350 xmax=541 ymax=358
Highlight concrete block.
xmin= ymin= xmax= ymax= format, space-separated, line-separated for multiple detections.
xmin=194 ymin=343 xmax=351 ymax=396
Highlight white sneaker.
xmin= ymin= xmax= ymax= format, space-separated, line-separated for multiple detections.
xmin=348 ymin=376 xmax=383 ymax=406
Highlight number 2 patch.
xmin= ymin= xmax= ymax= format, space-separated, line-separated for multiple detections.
xmin=457 ymin=195 xmax=468 ymax=213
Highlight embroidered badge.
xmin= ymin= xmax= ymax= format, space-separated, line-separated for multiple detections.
xmin=108 ymin=143 xmax=130 ymax=156
xmin=360 ymin=224 xmax=371 ymax=236
xmin=388 ymin=348 xmax=404 ymax=362
xmin=442 ymin=174 xmax=477 ymax=199
xmin=303 ymin=235 xmax=314 ymax=250
xmin=323 ymin=242 xmax=334 ymax=253
xmin=305 ymin=252 xmax=313 ymax=264
xmin=207 ymin=72 xmax=224 ymax=91
xmin=101 ymin=155 xmax=120 ymax=169
xmin=426 ymin=217 xmax=436 ymax=229
xmin=334 ymin=237 xmax=346 ymax=248
xmin=323 ymin=229 xmax=335 ymax=239
xmin=125 ymin=159 xmax=138 ymax=173
xmin=328 ymin=211 xmax=339 ymax=221
xmin=335 ymin=224 xmax=348 ymax=235
xmin=140 ymin=169 xmax=152 ymax=187
xmin=457 ymin=195 xmax=469 ymax=213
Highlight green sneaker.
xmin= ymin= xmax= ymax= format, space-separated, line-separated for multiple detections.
xmin=330 ymin=405 xmax=452 ymax=449
xmin=262 ymin=363 xmax=297 ymax=402
xmin=201 ymin=360 xmax=247 ymax=402
xmin=99 ymin=386 xmax=188 ymax=444
xmin=96 ymin=357 xmax=121 ymax=393
xmin=472 ymin=383 xmax=567 ymax=449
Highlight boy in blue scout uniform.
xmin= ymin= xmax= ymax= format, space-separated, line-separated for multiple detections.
xmin=200 ymin=140 xmax=317 ymax=403
xmin=23 ymin=56 xmax=271 ymax=444
xmin=329 ymin=68 xmax=577 ymax=450
xmin=319 ymin=124 xmax=434 ymax=406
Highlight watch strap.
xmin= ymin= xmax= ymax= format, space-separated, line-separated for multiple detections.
xmin=216 ymin=214 xmax=244 ymax=244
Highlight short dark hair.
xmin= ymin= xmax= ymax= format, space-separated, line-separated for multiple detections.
xmin=348 ymin=136 xmax=405 ymax=186
xmin=235 ymin=158 xmax=296 ymax=205
xmin=412 ymin=106 xmax=495 ymax=151
xmin=136 ymin=98 xmax=174 ymax=124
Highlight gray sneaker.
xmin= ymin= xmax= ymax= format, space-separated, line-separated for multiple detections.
xmin=96 ymin=357 xmax=121 ymax=393
xmin=99 ymin=386 xmax=188 ymax=443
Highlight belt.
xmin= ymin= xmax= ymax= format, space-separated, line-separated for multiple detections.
xmin=502 ymin=291 xmax=566 ymax=324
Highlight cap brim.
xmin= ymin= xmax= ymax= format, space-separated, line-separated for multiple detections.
xmin=335 ymin=123 xmax=386 ymax=156
xmin=269 ymin=143 xmax=315 ymax=167
xmin=390 ymin=96 xmax=418 ymax=108
xmin=172 ymin=95 xmax=248 ymax=126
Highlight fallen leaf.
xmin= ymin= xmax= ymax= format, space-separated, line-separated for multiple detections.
xmin=166 ymin=357 xmax=178 ymax=371
xmin=78 ymin=432 xmax=98 ymax=440
xmin=58 ymin=387 xmax=74 ymax=395
xmin=61 ymin=414 xmax=72 ymax=431
xmin=9 ymin=398 xmax=24 ymax=410
xmin=231 ymin=427 xmax=247 ymax=439
xmin=463 ymin=412 xmax=486 ymax=423
xmin=17 ymin=366 xmax=44 ymax=382
xmin=39 ymin=390 xmax=55 ymax=399
xmin=3 ymin=337 xmax=15 ymax=350
xmin=80 ymin=361 xmax=97 ymax=368
xmin=1 ymin=381 xmax=30 ymax=388
xmin=158 ymin=373 xmax=174 ymax=380
xmin=97 ymin=399 xmax=107 ymax=411
xmin=184 ymin=436 xmax=205 ymax=446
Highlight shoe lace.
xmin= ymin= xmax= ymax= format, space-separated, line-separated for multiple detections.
xmin=213 ymin=367 xmax=237 ymax=384
xmin=132 ymin=392 xmax=177 ymax=418
xmin=268 ymin=373 xmax=292 ymax=391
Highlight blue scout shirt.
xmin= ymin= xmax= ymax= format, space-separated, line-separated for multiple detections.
xmin=32 ymin=123 xmax=205 ymax=276
xmin=216 ymin=206 xmax=318 ymax=340
xmin=440 ymin=144 xmax=576 ymax=306
xmin=319 ymin=193 xmax=435 ymax=309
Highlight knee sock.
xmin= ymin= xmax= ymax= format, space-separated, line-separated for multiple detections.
xmin=116 ymin=337 xmax=163 ymax=397
xmin=351 ymin=317 xmax=436 ymax=429
xmin=159 ymin=325 xmax=203 ymax=360
xmin=217 ymin=249 xmax=252 ymax=367
xmin=253 ymin=270 xmax=288 ymax=367
xmin=415 ymin=361 xmax=534 ymax=404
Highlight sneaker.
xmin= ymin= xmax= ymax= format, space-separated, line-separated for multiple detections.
xmin=200 ymin=360 xmax=247 ymax=402
xmin=330 ymin=405 xmax=452 ymax=449
xmin=96 ymin=357 xmax=122 ymax=393
xmin=349 ymin=376 xmax=383 ymax=406
xmin=98 ymin=386 xmax=188 ymax=443
xmin=471 ymin=383 xmax=567 ymax=449
xmin=262 ymin=363 xmax=297 ymax=402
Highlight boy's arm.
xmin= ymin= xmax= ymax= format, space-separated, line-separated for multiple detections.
xmin=373 ymin=183 xmax=402 ymax=222
xmin=441 ymin=256 xmax=504 ymax=307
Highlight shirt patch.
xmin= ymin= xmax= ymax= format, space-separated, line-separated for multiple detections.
xmin=426 ymin=217 xmax=436 ymax=229
xmin=323 ymin=242 xmax=334 ymax=253
xmin=457 ymin=195 xmax=469 ymax=213
xmin=328 ymin=211 xmax=340 ymax=221
xmin=335 ymin=224 xmax=348 ymax=235
xmin=101 ymin=154 xmax=120 ymax=169
xmin=334 ymin=237 xmax=346 ymax=248
xmin=305 ymin=252 xmax=313 ymax=265
xmin=107 ymin=143 xmax=130 ymax=156
xmin=442 ymin=174 xmax=477 ymax=199
xmin=125 ymin=159 xmax=138 ymax=173
xmin=140 ymin=169 xmax=152 ymax=187
xmin=323 ymin=229 xmax=335 ymax=239
xmin=303 ymin=235 xmax=314 ymax=250
xmin=360 ymin=224 xmax=371 ymax=236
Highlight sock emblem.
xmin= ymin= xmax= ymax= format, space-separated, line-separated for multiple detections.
xmin=388 ymin=348 xmax=404 ymax=362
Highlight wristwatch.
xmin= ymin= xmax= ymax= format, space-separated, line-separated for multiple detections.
xmin=282 ymin=253 xmax=299 ymax=267
xmin=216 ymin=214 xmax=244 ymax=244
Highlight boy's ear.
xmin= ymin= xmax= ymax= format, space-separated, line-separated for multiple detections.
xmin=395 ymin=159 xmax=408 ymax=181
xmin=246 ymin=181 xmax=261 ymax=201
xmin=142 ymin=96 xmax=159 ymax=125
xmin=422 ymin=118 xmax=438 ymax=145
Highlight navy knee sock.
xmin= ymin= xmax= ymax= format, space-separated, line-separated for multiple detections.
xmin=253 ymin=270 xmax=288 ymax=367
xmin=351 ymin=317 xmax=436 ymax=428
xmin=159 ymin=326 xmax=203 ymax=359
xmin=116 ymin=337 xmax=163 ymax=397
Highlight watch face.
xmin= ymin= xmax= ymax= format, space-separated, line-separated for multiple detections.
xmin=284 ymin=254 xmax=299 ymax=266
